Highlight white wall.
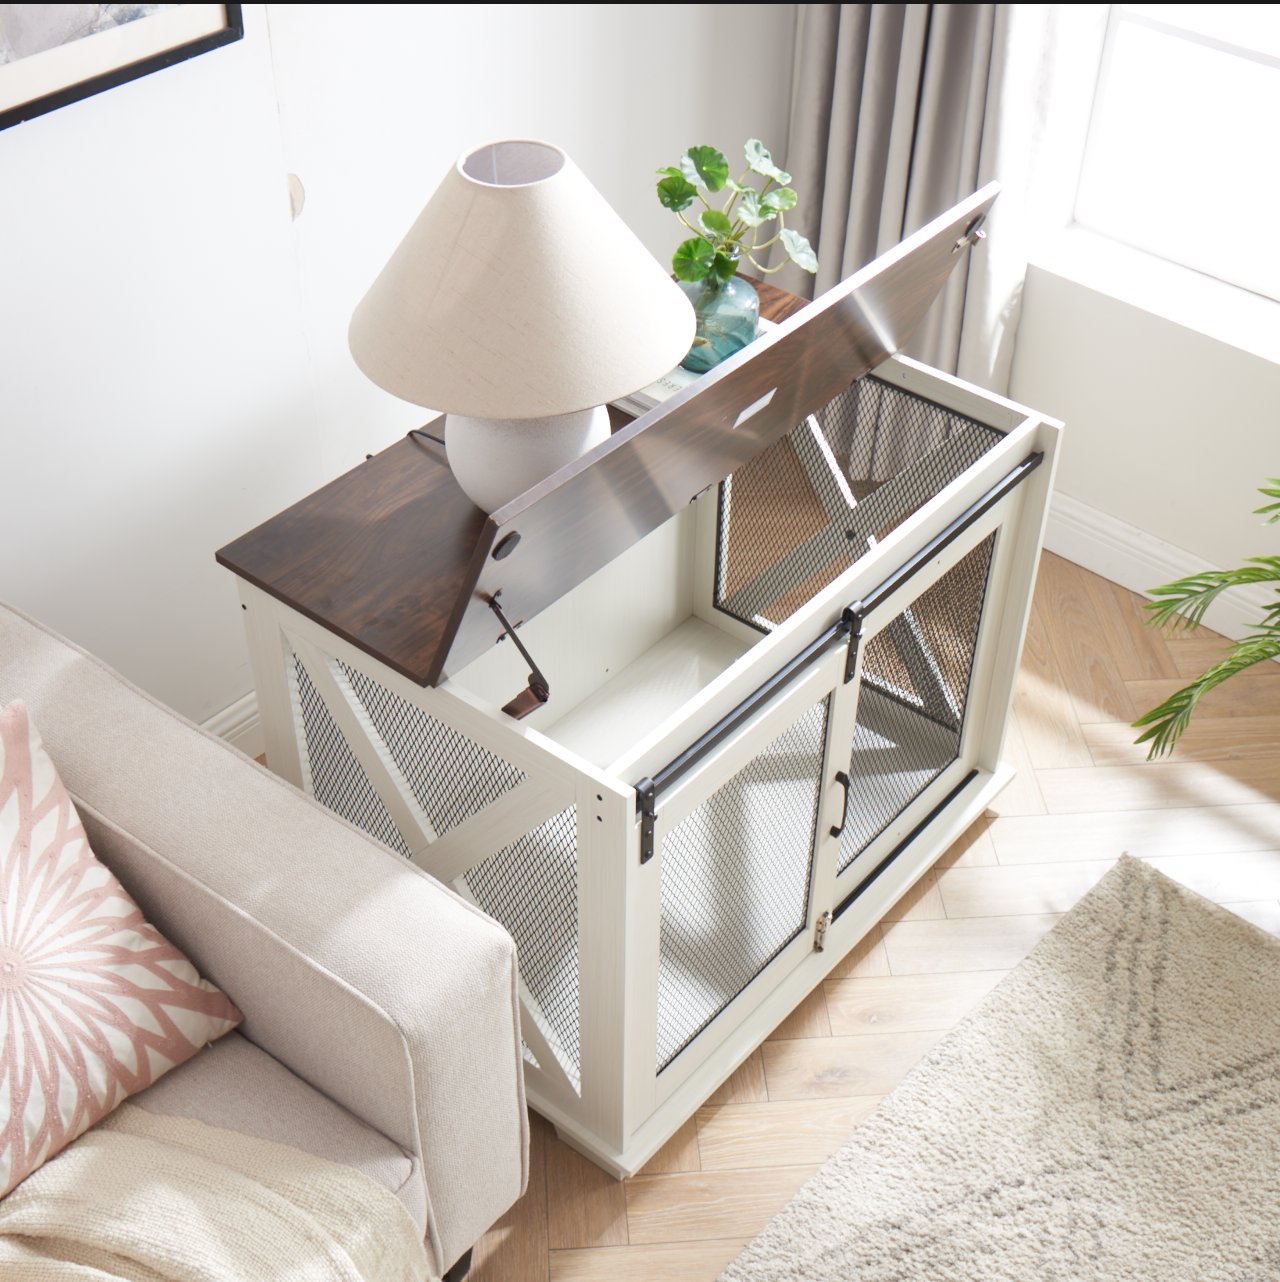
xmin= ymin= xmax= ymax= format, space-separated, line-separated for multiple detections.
xmin=0 ymin=3 xmax=796 ymax=731
xmin=1010 ymin=251 xmax=1280 ymax=637
xmin=0 ymin=6 xmax=319 ymax=725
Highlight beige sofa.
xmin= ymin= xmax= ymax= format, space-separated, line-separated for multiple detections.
xmin=0 ymin=601 xmax=529 ymax=1280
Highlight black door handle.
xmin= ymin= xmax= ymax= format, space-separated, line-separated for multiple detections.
xmin=829 ymin=770 xmax=851 ymax=838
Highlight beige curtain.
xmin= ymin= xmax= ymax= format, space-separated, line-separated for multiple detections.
xmin=774 ymin=4 xmax=1108 ymax=392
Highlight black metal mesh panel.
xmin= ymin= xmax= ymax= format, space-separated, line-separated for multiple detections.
xmin=837 ymin=533 xmax=996 ymax=871
xmin=290 ymin=651 xmax=576 ymax=1078
xmin=715 ymin=376 xmax=1002 ymax=632
xmin=656 ymin=697 xmax=829 ymax=1073
xmin=338 ymin=661 xmax=525 ymax=839
xmin=464 ymin=807 xmax=580 ymax=1085
xmin=293 ymin=655 xmax=411 ymax=857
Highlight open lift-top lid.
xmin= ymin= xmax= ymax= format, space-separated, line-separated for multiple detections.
xmin=217 ymin=183 xmax=999 ymax=689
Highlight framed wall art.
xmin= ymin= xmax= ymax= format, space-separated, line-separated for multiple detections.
xmin=0 ymin=4 xmax=243 ymax=130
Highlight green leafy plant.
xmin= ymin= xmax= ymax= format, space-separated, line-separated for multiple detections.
xmin=656 ymin=140 xmax=818 ymax=286
xmin=1132 ymin=477 xmax=1280 ymax=759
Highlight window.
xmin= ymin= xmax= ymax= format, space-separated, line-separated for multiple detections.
xmin=1074 ymin=5 xmax=1280 ymax=303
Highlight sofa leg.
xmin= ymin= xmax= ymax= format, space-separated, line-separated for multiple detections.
xmin=443 ymin=1247 xmax=472 ymax=1281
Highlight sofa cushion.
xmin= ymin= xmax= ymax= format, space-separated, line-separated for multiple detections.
xmin=130 ymin=1030 xmax=427 ymax=1231
xmin=65 ymin=793 xmax=434 ymax=1233
xmin=0 ymin=700 xmax=242 ymax=1198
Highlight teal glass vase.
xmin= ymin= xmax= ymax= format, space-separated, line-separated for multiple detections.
xmin=678 ymin=275 xmax=760 ymax=373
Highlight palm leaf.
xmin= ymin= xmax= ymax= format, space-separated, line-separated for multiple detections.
xmin=1141 ymin=558 xmax=1280 ymax=632
xmin=1132 ymin=625 xmax=1280 ymax=758
xmin=1254 ymin=478 xmax=1280 ymax=524
xmin=1133 ymin=475 xmax=1280 ymax=758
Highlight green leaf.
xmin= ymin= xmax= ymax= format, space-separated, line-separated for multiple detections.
xmin=672 ymin=237 xmax=714 ymax=281
xmin=657 ymin=175 xmax=698 ymax=211
xmin=699 ymin=209 xmax=733 ymax=238
xmin=724 ymin=177 xmax=749 ymax=194
xmin=780 ymin=227 xmax=818 ymax=273
xmin=738 ymin=189 xmax=769 ymax=228
xmin=761 ymin=186 xmax=798 ymax=213
xmin=709 ymin=249 xmax=739 ymax=285
xmin=1254 ymin=478 xmax=1280 ymax=524
xmin=744 ymin=139 xmax=791 ymax=185
xmin=1141 ymin=558 xmax=1280 ymax=632
xmin=1131 ymin=476 xmax=1280 ymax=758
xmin=1132 ymin=626 xmax=1280 ymax=757
xmin=684 ymin=145 xmax=730 ymax=192
xmin=655 ymin=166 xmax=684 ymax=178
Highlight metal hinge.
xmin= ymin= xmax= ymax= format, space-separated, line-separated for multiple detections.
xmin=636 ymin=777 xmax=657 ymax=863
xmin=814 ymin=910 xmax=832 ymax=952
xmin=952 ymin=213 xmax=987 ymax=253
xmin=842 ymin=603 xmax=865 ymax=684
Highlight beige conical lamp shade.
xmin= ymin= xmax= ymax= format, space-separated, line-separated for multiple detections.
xmin=349 ymin=140 xmax=695 ymax=419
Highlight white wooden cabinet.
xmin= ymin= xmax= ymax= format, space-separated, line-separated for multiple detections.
xmin=220 ymin=185 xmax=1061 ymax=1177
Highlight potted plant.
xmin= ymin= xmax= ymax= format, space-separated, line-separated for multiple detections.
xmin=657 ymin=140 xmax=818 ymax=372
xmin=1133 ymin=478 xmax=1280 ymax=757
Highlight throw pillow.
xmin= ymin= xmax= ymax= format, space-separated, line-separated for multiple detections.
xmin=0 ymin=699 xmax=242 ymax=1197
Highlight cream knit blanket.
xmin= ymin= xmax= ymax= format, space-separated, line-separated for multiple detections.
xmin=0 ymin=1104 xmax=432 ymax=1281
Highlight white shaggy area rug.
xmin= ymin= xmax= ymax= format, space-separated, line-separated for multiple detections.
xmin=723 ymin=855 xmax=1280 ymax=1281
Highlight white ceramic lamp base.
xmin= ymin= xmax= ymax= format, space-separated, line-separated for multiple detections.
xmin=445 ymin=405 xmax=611 ymax=513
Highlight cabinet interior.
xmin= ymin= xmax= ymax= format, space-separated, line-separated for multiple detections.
xmin=448 ymin=372 xmax=1008 ymax=780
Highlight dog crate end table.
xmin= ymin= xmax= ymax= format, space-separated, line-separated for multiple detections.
xmin=217 ymin=184 xmax=1062 ymax=1177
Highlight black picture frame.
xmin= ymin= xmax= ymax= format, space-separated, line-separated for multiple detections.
xmin=0 ymin=4 xmax=244 ymax=131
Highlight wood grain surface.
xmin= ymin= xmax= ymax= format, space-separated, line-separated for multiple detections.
xmin=694 ymin=1097 xmax=880 ymax=1170
xmin=215 ymin=422 xmax=490 ymax=687
xmin=624 ymin=1167 xmax=817 ymax=1244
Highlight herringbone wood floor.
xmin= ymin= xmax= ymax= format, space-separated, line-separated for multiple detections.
xmin=469 ymin=551 xmax=1280 ymax=1282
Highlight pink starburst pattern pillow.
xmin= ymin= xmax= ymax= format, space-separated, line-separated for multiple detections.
xmin=0 ymin=699 xmax=242 ymax=1196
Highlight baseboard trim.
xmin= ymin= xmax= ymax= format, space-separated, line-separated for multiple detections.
xmin=200 ymin=690 xmax=264 ymax=759
xmin=1044 ymin=490 xmax=1273 ymax=646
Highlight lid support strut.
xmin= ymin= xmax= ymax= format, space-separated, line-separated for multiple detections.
xmin=488 ymin=593 xmax=551 ymax=720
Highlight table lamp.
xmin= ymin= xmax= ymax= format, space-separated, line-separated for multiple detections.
xmin=349 ymin=139 xmax=695 ymax=512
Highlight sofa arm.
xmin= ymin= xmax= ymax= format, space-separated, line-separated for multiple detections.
xmin=0 ymin=603 xmax=528 ymax=1276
